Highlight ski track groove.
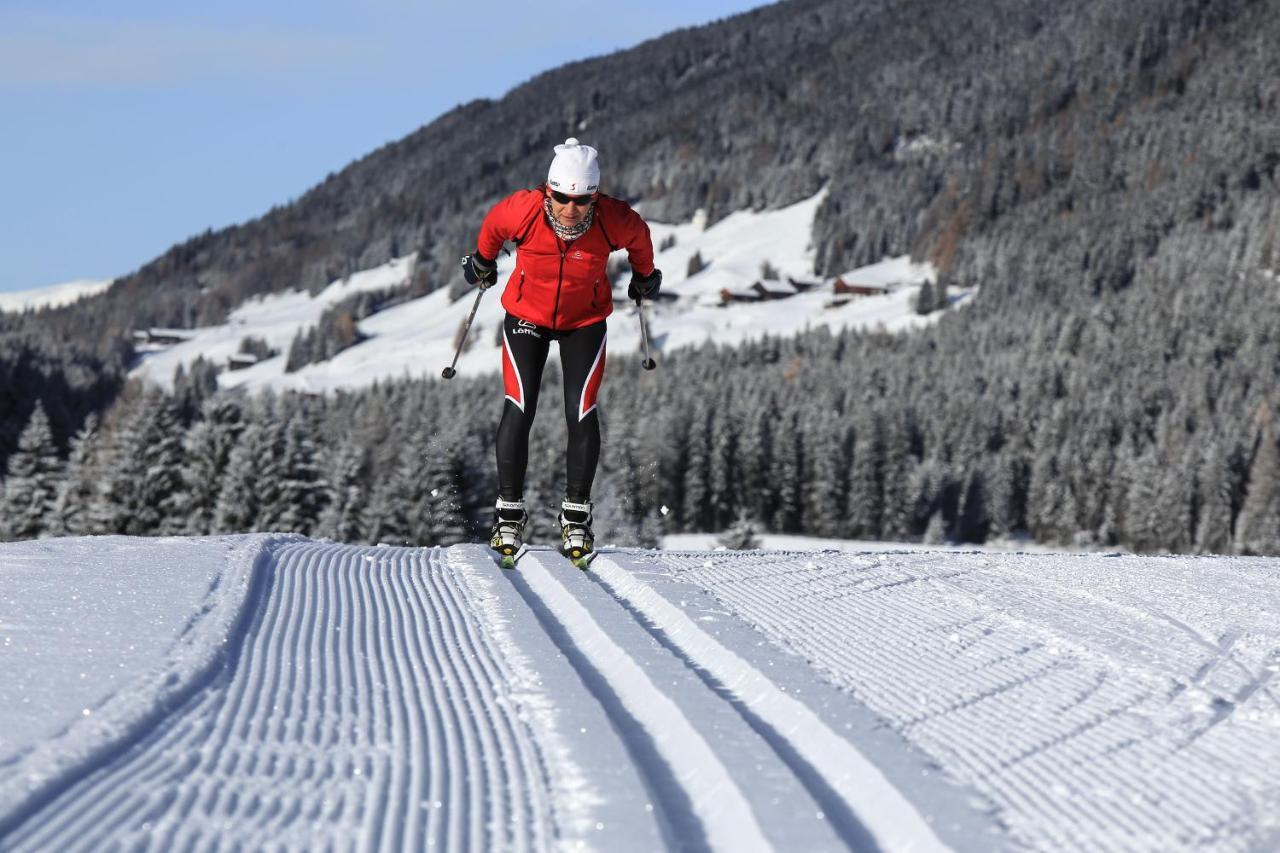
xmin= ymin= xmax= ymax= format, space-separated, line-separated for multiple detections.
xmin=511 ymin=552 xmax=776 ymax=852
xmin=654 ymin=549 xmax=1280 ymax=852
xmin=587 ymin=553 xmax=949 ymax=853
xmin=0 ymin=541 xmax=558 ymax=852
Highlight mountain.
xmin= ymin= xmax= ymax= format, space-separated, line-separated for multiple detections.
xmin=4 ymin=534 xmax=1278 ymax=849
xmin=129 ymin=192 xmax=956 ymax=393
xmin=24 ymin=0 xmax=1279 ymax=336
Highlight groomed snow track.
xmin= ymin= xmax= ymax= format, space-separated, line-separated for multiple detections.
xmin=1 ymin=541 xmax=558 ymax=852
xmin=13 ymin=538 xmax=1275 ymax=851
xmin=0 ymin=539 xmax=967 ymax=852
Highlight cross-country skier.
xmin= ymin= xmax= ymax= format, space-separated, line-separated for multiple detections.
xmin=460 ymin=138 xmax=662 ymax=564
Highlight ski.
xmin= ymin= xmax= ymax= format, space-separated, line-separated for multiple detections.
xmin=563 ymin=547 xmax=596 ymax=571
xmin=493 ymin=543 xmax=529 ymax=570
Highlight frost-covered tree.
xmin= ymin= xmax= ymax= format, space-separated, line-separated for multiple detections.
xmin=1195 ymin=442 xmax=1234 ymax=554
xmin=1235 ymin=405 xmax=1280 ymax=555
xmin=262 ymin=413 xmax=327 ymax=534
xmin=214 ymin=422 xmax=269 ymax=532
xmin=0 ymin=402 xmax=63 ymax=540
xmin=180 ymin=397 xmax=246 ymax=534
xmin=47 ymin=414 xmax=100 ymax=537
xmin=846 ymin=414 xmax=883 ymax=539
xmin=317 ymin=440 xmax=370 ymax=543
xmin=769 ymin=410 xmax=804 ymax=533
xmin=804 ymin=412 xmax=848 ymax=538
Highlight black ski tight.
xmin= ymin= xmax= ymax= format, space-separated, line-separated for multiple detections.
xmin=497 ymin=313 xmax=607 ymax=502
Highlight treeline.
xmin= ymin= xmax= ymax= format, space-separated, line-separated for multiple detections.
xmin=0 ymin=315 xmax=130 ymax=476
xmin=5 ymin=214 xmax=1280 ymax=553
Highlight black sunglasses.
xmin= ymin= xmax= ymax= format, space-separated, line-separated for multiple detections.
xmin=549 ymin=189 xmax=595 ymax=205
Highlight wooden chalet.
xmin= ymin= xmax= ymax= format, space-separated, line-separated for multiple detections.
xmin=831 ymin=277 xmax=891 ymax=297
xmin=131 ymin=327 xmax=199 ymax=346
xmin=226 ymin=353 xmax=260 ymax=372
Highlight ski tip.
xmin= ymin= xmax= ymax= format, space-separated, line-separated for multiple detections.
xmin=572 ymin=558 xmax=590 ymax=570
xmin=499 ymin=556 xmax=517 ymax=570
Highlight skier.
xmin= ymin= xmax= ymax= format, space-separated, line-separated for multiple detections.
xmin=460 ymin=138 xmax=662 ymax=565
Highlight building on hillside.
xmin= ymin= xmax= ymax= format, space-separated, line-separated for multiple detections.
xmin=831 ymin=277 xmax=892 ymax=297
xmin=226 ymin=353 xmax=260 ymax=372
xmin=718 ymin=288 xmax=762 ymax=305
xmin=720 ymin=280 xmax=800 ymax=305
xmin=750 ymin=282 xmax=796 ymax=300
xmin=131 ymin=328 xmax=199 ymax=346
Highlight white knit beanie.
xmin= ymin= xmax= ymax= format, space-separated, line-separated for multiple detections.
xmin=547 ymin=137 xmax=600 ymax=194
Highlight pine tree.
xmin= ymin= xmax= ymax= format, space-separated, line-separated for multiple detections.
xmin=804 ymin=411 xmax=849 ymax=538
xmin=915 ymin=281 xmax=936 ymax=315
xmin=955 ymin=468 xmax=990 ymax=543
xmin=1195 ymin=442 xmax=1233 ymax=553
xmin=770 ymin=410 xmax=804 ymax=533
xmin=681 ymin=400 xmax=712 ymax=531
xmin=47 ymin=414 xmax=100 ymax=537
xmin=880 ymin=417 xmax=915 ymax=541
xmin=708 ymin=394 xmax=738 ymax=530
xmin=180 ymin=398 xmax=246 ymax=534
xmin=987 ymin=450 xmax=1022 ymax=539
xmin=1235 ymin=403 xmax=1280 ymax=554
xmin=263 ymin=413 xmax=327 ymax=534
xmin=214 ymin=423 xmax=267 ymax=532
xmin=1124 ymin=453 xmax=1163 ymax=552
xmin=846 ymin=414 xmax=883 ymax=539
xmin=0 ymin=402 xmax=64 ymax=540
xmin=738 ymin=396 xmax=776 ymax=531
xmin=317 ymin=440 xmax=370 ymax=543
xmin=134 ymin=395 xmax=187 ymax=535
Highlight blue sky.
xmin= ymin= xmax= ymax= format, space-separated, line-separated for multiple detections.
xmin=0 ymin=0 xmax=766 ymax=293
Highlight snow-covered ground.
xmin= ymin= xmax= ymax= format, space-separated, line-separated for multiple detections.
xmin=663 ymin=532 xmax=1083 ymax=555
xmin=131 ymin=191 xmax=972 ymax=394
xmin=3 ymin=537 xmax=1278 ymax=851
xmin=0 ymin=279 xmax=113 ymax=313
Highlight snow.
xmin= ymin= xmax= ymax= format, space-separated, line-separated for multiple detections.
xmin=664 ymin=532 xmax=1082 ymax=555
xmin=0 ymin=534 xmax=288 ymax=835
xmin=3 ymin=536 xmax=1279 ymax=850
xmin=133 ymin=256 xmax=416 ymax=388
xmin=130 ymin=191 xmax=972 ymax=394
xmin=0 ymin=279 xmax=113 ymax=313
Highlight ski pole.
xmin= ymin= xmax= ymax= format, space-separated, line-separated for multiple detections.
xmin=636 ymin=298 xmax=657 ymax=370
xmin=442 ymin=287 xmax=486 ymax=379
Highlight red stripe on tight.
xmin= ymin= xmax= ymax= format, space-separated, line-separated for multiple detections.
xmin=578 ymin=335 xmax=606 ymax=420
xmin=502 ymin=332 xmax=524 ymax=410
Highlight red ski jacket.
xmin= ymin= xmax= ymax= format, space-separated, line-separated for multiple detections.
xmin=475 ymin=187 xmax=655 ymax=331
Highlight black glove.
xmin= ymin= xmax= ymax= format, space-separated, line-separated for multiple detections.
xmin=627 ymin=268 xmax=662 ymax=301
xmin=461 ymin=253 xmax=498 ymax=289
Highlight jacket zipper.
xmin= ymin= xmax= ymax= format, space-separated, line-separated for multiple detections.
xmin=551 ymin=245 xmax=565 ymax=328
xmin=517 ymin=269 xmax=525 ymax=301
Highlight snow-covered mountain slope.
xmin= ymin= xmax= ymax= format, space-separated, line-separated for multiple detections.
xmin=131 ymin=191 xmax=969 ymax=394
xmin=0 ymin=279 xmax=113 ymax=314
xmin=2 ymin=537 xmax=1278 ymax=851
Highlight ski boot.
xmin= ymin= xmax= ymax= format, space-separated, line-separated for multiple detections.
xmin=558 ymin=498 xmax=595 ymax=569
xmin=490 ymin=498 xmax=528 ymax=569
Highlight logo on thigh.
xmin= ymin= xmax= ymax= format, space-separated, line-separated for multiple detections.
xmin=512 ymin=319 xmax=543 ymax=338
